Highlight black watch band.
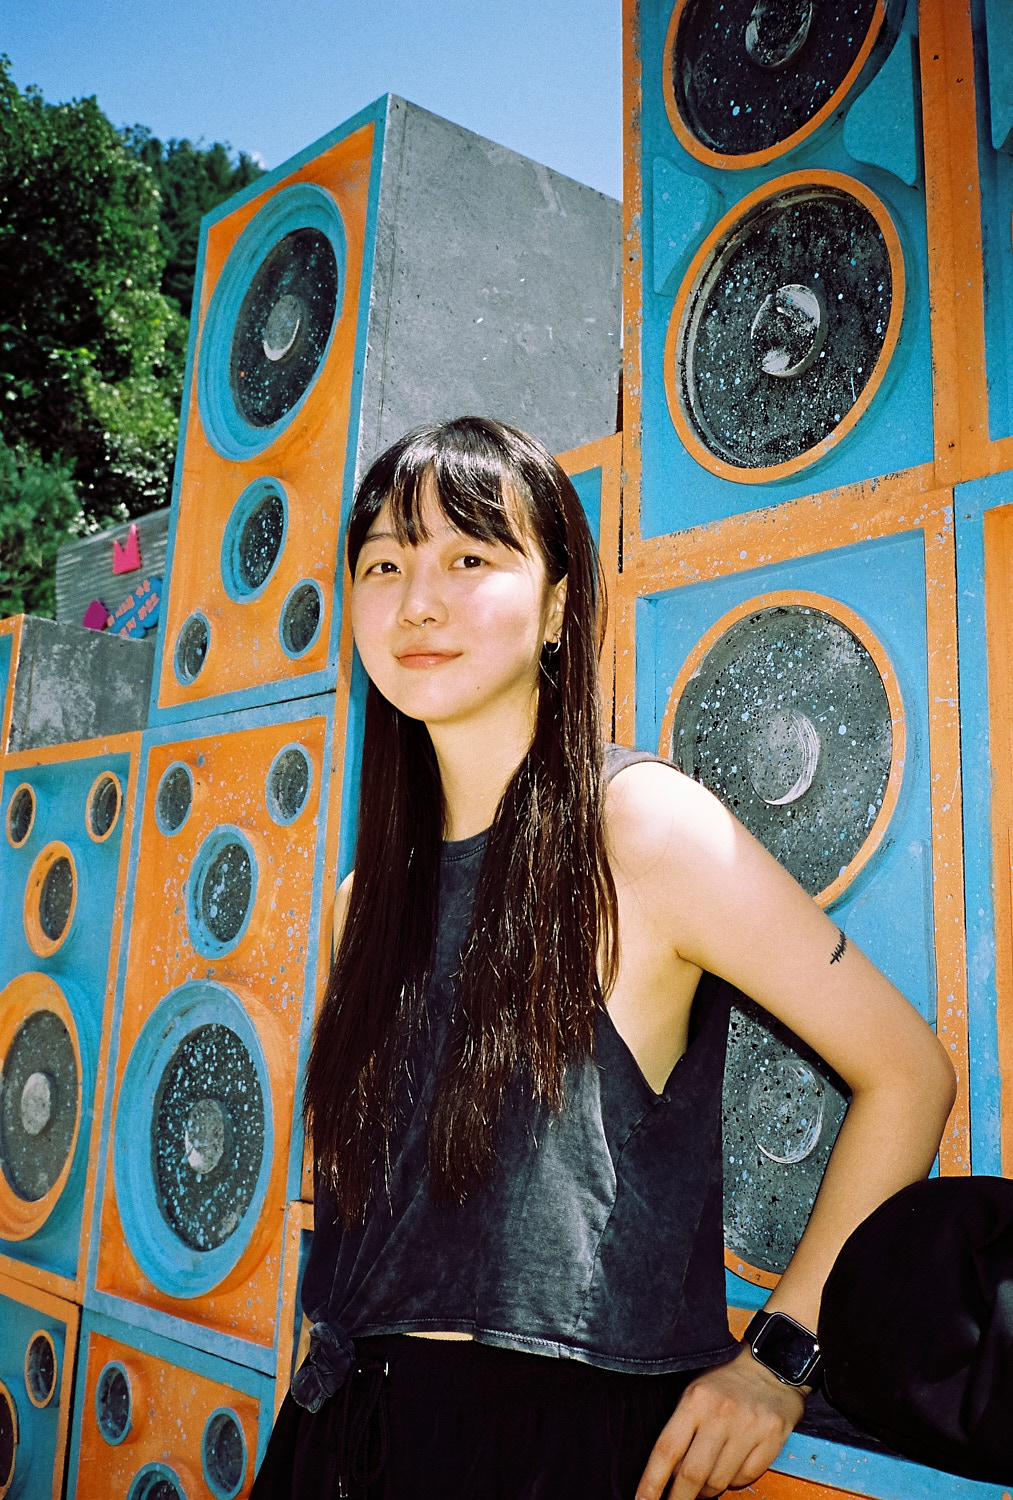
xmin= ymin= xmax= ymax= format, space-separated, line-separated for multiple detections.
xmin=745 ymin=1310 xmax=822 ymax=1389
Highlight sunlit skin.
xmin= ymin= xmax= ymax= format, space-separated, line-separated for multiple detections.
xmin=339 ymin=480 xmax=956 ymax=1500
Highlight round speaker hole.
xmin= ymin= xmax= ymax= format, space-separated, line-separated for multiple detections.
xmin=96 ymin=1361 xmax=131 ymax=1445
xmin=266 ymin=746 xmax=312 ymax=824
xmin=155 ymin=765 xmax=193 ymax=836
xmin=280 ymin=581 xmax=322 ymax=657
xmin=25 ymin=1331 xmax=57 ymax=1408
xmin=6 ymin=787 xmax=34 ymax=848
xmin=175 ymin=614 xmax=210 ymax=684
xmin=203 ymin=1409 xmax=246 ymax=1498
xmin=88 ymin=773 xmax=122 ymax=840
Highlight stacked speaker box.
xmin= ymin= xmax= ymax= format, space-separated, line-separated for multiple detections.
xmin=0 ymin=734 xmax=140 ymax=1302
xmin=67 ymin=1311 xmax=274 ymax=1500
xmin=617 ymin=0 xmax=1002 ymax=1494
xmin=0 ymin=1272 xmax=79 ymax=1500
xmin=86 ymin=698 xmax=337 ymax=1373
xmin=150 ymin=91 xmax=620 ymax=730
xmin=20 ymin=90 xmax=625 ymax=1493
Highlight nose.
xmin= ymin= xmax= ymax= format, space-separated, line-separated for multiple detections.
xmin=398 ymin=556 xmax=448 ymax=628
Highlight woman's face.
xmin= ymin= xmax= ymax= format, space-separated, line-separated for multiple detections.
xmin=351 ymin=478 xmax=566 ymax=733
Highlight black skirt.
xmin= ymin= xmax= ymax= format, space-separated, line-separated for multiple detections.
xmin=252 ymin=1335 xmax=696 ymax=1500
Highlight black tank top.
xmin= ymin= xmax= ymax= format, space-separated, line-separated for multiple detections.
xmin=296 ymin=746 xmax=738 ymax=1408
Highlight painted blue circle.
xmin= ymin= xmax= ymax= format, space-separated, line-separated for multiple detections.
xmin=220 ymin=477 xmax=289 ymax=602
xmin=278 ymin=579 xmax=324 ymax=659
xmin=95 ymin=1361 xmax=132 ymax=1446
xmin=127 ymin=1462 xmax=187 ymax=1500
xmin=186 ymin=826 xmax=258 ymax=958
xmin=113 ymin=982 xmax=274 ymax=1299
xmin=265 ymin=743 xmax=314 ymax=826
xmin=173 ymin=611 xmax=211 ymax=687
xmin=202 ymin=1407 xmax=248 ymax=1500
xmin=197 ymin=184 xmax=346 ymax=460
xmin=154 ymin=763 xmax=194 ymax=837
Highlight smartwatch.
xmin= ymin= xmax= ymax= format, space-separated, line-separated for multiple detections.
xmin=745 ymin=1310 xmax=822 ymax=1389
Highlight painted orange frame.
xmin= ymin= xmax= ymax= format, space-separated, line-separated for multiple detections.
xmin=557 ymin=432 xmax=622 ymax=734
xmin=657 ymin=589 xmax=907 ymax=910
xmin=982 ymin=505 xmax=1013 ymax=1175
xmin=661 ymin=0 xmax=892 ymax=172
xmin=0 ymin=977 xmax=83 ymax=1243
xmin=274 ymin=1199 xmax=313 ymax=1415
xmin=0 ymin=1270 xmax=80 ymax=1500
xmin=0 ymin=616 xmax=21 ymax=757
xmin=664 ymin=172 xmax=906 ymax=486
xmin=0 ymin=729 xmax=141 ymax=1306
xmin=156 ymin=121 xmax=375 ymax=713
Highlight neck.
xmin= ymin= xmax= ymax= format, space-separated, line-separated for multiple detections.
xmin=428 ymin=692 xmax=538 ymax=840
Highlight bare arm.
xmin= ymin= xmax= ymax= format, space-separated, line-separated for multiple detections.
xmin=330 ymin=871 xmax=353 ymax=967
xmin=606 ymin=765 xmax=955 ymax=1500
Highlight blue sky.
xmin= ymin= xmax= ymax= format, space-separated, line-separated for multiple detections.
xmin=2 ymin=0 xmax=622 ymax=199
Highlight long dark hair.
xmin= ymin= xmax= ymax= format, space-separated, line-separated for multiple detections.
xmin=304 ymin=416 xmax=619 ymax=1224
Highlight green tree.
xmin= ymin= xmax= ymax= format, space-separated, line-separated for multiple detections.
xmin=0 ymin=53 xmax=187 ymax=538
xmin=126 ymin=130 xmax=263 ymax=318
xmin=0 ymin=438 xmax=79 ymax=617
xmin=0 ymin=58 xmax=262 ymax=618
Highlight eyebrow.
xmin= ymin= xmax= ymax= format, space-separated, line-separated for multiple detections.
xmin=360 ymin=524 xmax=473 ymax=546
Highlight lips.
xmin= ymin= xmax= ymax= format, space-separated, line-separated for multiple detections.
xmin=395 ymin=650 xmax=461 ymax=669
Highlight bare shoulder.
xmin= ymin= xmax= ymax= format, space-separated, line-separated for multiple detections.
xmin=604 ymin=759 xmax=738 ymax=879
xmin=332 ymin=870 xmax=354 ymax=957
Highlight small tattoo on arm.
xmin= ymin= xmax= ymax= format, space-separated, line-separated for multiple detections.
xmin=830 ymin=930 xmax=847 ymax=965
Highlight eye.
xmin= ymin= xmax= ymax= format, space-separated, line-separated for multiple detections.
xmin=362 ymin=559 xmax=399 ymax=576
xmin=455 ymin=554 xmax=486 ymax=569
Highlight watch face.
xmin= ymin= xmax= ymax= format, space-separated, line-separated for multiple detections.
xmin=753 ymin=1314 xmax=819 ymax=1384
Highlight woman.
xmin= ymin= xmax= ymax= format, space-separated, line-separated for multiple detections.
xmin=253 ymin=416 xmax=955 ymax=1500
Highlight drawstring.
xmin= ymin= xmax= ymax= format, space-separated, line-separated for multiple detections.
xmin=325 ymin=1355 xmax=390 ymax=1497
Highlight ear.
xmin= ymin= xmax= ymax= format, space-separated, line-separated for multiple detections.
xmin=544 ymin=575 xmax=567 ymax=643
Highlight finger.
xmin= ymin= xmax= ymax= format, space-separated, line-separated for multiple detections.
xmin=665 ymin=1429 xmax=731 ymax=1500
xmin=636 ymin=1403 xmax=698 ymax=1500
xmin=726 ymin=1435 xmax=787 ymax=1491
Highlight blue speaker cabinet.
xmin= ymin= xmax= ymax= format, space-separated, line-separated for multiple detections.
xmin=150 ymin=94 xmax=621 ymax=727
xmin=624 ymin=0 xmax=935 ymax=537
xmin=0 ymin=1272 xmax=78 ymax=1500
xmin=0 ymin=733 xmax=139 ymax=1298
xmin=614 ymin=466 xmax=972 ymax=1491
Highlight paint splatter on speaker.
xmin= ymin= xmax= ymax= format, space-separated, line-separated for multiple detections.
xmin=671 ymin=603 xmax=893 ymax=896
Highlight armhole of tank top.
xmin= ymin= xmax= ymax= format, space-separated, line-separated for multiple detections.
xmin=602 ymin=743 xmax=673 ymax=785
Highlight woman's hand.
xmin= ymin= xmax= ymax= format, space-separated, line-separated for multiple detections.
xmin=636 ymin=1345 xmax=804 ymax=1500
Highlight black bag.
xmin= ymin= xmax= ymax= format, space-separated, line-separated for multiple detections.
xmin=817 ymin=1176 xmax=1013 ymax=1484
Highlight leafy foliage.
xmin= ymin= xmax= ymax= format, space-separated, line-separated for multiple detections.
xmin=0 ymin=55 xmax=263 ymax=617
xmin=0 ymin=438 xmax=80 ymax=617
xmin=126 ymin=130 xmax=263 ymax=318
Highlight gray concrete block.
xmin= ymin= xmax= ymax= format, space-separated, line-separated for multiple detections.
xmin=6 ymin=617 xmax=153 ymax=752
xmin=355 ymin=96 xmax=621 ymax=479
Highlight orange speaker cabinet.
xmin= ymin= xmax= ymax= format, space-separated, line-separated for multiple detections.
xmin=86 ymin=696 xmax=339 ymax=1371
xmin=67 ymin=1310 xmax=274 ymax=1500
xmin=151 ymin=94 xmax=622 ymax=727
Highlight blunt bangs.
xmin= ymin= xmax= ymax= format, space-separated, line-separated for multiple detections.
xmin=347 ymin=418 xmax=570 ymax=585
